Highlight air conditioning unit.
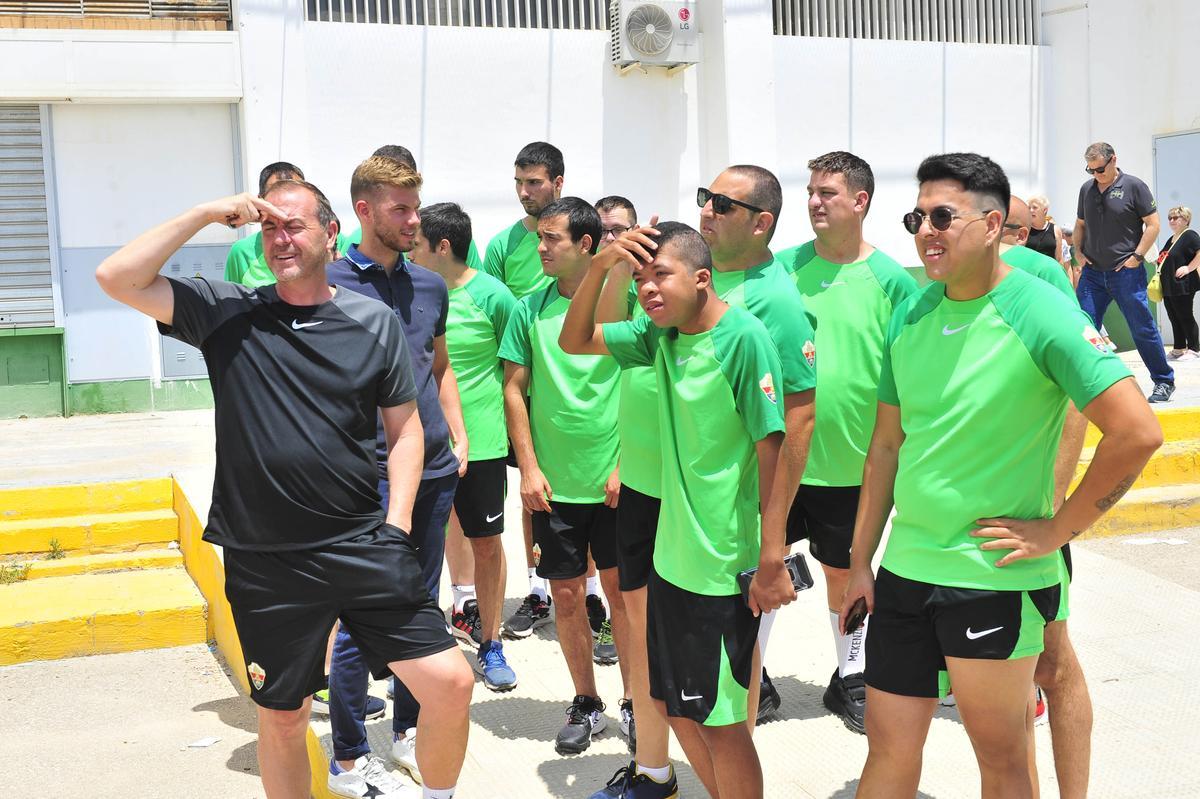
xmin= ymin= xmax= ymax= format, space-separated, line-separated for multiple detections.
xmin=610 ymin=0 xmax=700 ymax=73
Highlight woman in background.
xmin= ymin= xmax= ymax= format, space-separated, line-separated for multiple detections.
xmin=1158 ymin=206 xmax=1200 ymax=360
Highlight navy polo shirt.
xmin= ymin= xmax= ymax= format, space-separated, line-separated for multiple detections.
xmin=327 ymin=245 xmax=459 ymax=481
xmin=1076 ymin=170 xmax=1157 ymax=271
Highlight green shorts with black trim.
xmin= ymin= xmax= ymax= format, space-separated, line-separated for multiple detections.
xmin=865 ymin=567 xmax=1061 ymax=699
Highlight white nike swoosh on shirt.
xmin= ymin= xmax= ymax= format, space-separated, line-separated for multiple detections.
xmin=292 ymin=320 xmax=324 ymax=329
xmin=821 ymin=280 xmax=846 ymax=288
xmin=965 ymin=625 xmax=1004 ymax=640
xmin=675 ymin=356 xmax=692 ymax=366
xmin=942 ymin=323 xmax=970 ymax=335
xmin=681 ymin=690 xmax=703 ymax=702
xmin=485 ymin=512 xmax=503 ymax=523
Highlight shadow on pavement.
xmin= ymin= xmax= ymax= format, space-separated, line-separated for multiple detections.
xmin=829 ymin=780 xmax=939 ymax=798
xmin=192 ymin=695 xmax=258 ymax=735
xmin=537 ymin=752 xmax=706 ymax=799
xmin=761 ymin=674 xmax=839 ymax=724
xmin=470 ymin=695 xmax=577 ymax=742
xmin=226 ymin=740 xmax=260 ymax=778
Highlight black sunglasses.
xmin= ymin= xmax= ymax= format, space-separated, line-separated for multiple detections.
xmin=697 ymin=187 xmax=764 ymax=215
xmin=902 ymin=207 xmax=985 ymax=234
xmin=1085 ymin=156 xmax=1114 ymax=175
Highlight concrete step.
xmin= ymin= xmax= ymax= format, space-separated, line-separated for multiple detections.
xmin=1075 ymin=439 xmax=1199 ymax=490
xmin=1083 ymin=484 xmax=1200 ymax=540
xmin=20 ymin=548 xmax=184 ymax=580
xmin=0 ymin=478 xmax=173 ymax=522
xmin=0 ymin=508 xmax=179 ymax=557
xmin=1084 ymin=406 xmax=1200 ymax=448
xmin=0 ymin=568 xmax=207 ymax=666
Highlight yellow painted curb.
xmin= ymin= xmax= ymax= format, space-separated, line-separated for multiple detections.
xmin=1081 ymin=484 xmax=1200 ymax=540
xmin=23 ymin=548 xmax=183 ymax=579
xmin=1084 ymin=407 xmax=1200 ymax=448
xmin=1074 ymin=440 xmax=1199 ymax=491
xmin=0 ymin=508 xmax=179 ymax=556
xmin=0 ymin=478 xmax=173 ymax=522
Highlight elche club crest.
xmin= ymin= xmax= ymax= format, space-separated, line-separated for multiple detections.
xmin=1082 ymin=325 xmax=1108 ymax=353
xmin=247 ymin=662 xmax=266 ymax=690
xmin=802 ymin=340 xmax=816 ymax=367
xmin=759 ymin=372 xmax=777 ymax=404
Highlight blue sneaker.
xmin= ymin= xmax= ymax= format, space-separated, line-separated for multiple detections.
xmin=477 ymin=640 xmax=518 ymax=692
xmin=589 ymin=761 xmax=679 ymax=799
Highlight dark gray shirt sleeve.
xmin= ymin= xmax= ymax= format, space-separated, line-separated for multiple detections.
xmin=157 ymin=276 xmax=253 ymax=348
xmin=1130 ymin=176 xmax=1156 ymax=218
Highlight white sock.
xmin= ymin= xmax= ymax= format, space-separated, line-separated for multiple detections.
xmin=757 ymin=609 xmax=777 ymax=660
xmin=451 ymin=584 xmax=476 ymax=612
xmin=585 ymin=573 xmax=602 ymax=597
xmin=830 ymin=610 xmax=868 ymax=677
xmin=423 ymin=787 xmax=455 ymax=799
xmin=528 ymin=568 xmax=549 ymax=602
xmin=636 ymin=763 xmax=672 ymax=782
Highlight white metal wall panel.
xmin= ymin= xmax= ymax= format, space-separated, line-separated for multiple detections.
xmin=0 ymin=105 xmax=54 ymax=329
xmin=774 ymin=0 xmax=1038 ymax=44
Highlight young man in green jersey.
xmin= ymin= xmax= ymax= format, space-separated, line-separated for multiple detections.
xmin=497 ymin=197 xmax=629 ymax=754
xmin=408 ymin=202 xmax=519 ymax=693
xmin=561 ymin=220 xmax=798 ymax=799
xmin=774 ymin=152 xmax=919 ymax=735
xmin=840 ymin=152 xmax=1162 ymax=798
xmin=698 ymin=164 xmax=818 ymax=722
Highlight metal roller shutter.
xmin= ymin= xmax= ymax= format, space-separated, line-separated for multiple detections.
xmin=0 ymin=106 xmax=54 ymax=329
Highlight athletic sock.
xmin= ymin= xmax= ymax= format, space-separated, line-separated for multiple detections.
xmin=829 ymin=610 xmax=868 ymax=677
xmin=423 ymin=787 xmax=455 ymax=799
xmin=528 ymin=568 xmax=549 ymax=602
xmin=635 ymin=763 xmax=672 ymax=782
xmin=451 ymin=584 xmax=476 ymax=613
xmin=585 ymin=573 xmax=602 ymax=598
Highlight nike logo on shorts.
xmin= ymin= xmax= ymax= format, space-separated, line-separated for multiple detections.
xmin=942 ymin=323 xmax=969 ymax=336
xmin=292 ymin=320 xmax=323 ymax=330
xmin=486 ymin=512 xmax=503 ymax=523
xmin=680 ymin=690 xmax=703 ymax=702
xmin=965 ymin=625 xmax=1003 ymax=640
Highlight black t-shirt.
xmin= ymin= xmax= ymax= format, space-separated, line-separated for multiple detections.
xmin=1026 ymin=222 xmax=1058 ymax=260
xmin=1076 ymin=171 xmax=1157 ymax=271
xmin=1159 ymin=229 xmax=1200 ymax=297
xmin=159 ymin=277 xmax=418 ymax=551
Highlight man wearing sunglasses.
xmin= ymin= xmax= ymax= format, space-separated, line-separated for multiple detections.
xmin=698 ymin=166 xmax=818 ymax=724
xmin=1075 ymin=142 xmax=1174 ymax=403
xmin=774 ymin=151 xmax=918 ymax=736
xmin=841 ymin=152 xmax=1160 ymax=798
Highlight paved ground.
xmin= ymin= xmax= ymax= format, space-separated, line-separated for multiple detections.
xmin=0 ymin=348 xmax=1196 ymax=797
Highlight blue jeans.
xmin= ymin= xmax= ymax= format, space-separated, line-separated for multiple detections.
xmin=329 ymin=472 xmax=458 ymax=761
xmin=1076 ymin=265 xmax=1174 ymax=385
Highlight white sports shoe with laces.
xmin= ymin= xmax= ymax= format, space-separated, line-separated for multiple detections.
xmin=328 ymin=754 xmax=417 ymax=799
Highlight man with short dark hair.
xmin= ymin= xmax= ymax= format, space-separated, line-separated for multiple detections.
xmin=775 ymin=151 xmax=918 ymax=735
xmin=842 ymin=152 xmax=1161 ymax=797
xmin=323 ymin=156 xmax=470 ymax=797
xmin=96 ymin=181 xmax=473 ymax=799
xmin=1075 ymin=141 xmax=1174 ymax=402
xmin=498 ymin=197 xmax=628 ymax=755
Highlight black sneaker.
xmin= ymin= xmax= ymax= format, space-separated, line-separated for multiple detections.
xmin=1149 ymin=382 xmax=1175 ymax=403
xmin=618 ymin=698 xmax=636 ymax=752
xmin=593 ymin=619 xmax=619 ymax=665
xmin=586 ymin=593 xmax=608 ymax=638
xmin=756 ymin=669 xmax=781 ymax=725
xmin=823 ymin=669 xmax=866 ymax=734
xmin=588 ymin=760 xmax=679 ymax=799
xmin=450 ymin=599 xmax=484 ymax=648
xmin=555 ymin=694 xmax=607 ymax=754
xmin=503 ymin=593 xmax=553 ymax=638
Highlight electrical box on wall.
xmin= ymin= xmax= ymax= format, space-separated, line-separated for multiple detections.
xmin=610 ymin=0 xmax=700 ymax=74
xmin=159 ymin=248 xmax=226 ymax=379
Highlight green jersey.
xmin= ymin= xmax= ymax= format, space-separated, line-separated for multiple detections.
xmin=344 ymin=226 xmax=482 ymax=269
xmin=1001 ymin=245 xmax=1076 ymax=302
xmin=498 ymin=282 xmax=621 ymax=503
xmin=224 ymin=231 xmax=351 ymax=287
xmin=446 ymin=272 xmax=517 ymax=461
xmin=483 ymin=221 xmax=553 ymax=299
xmin=617 ymin=303 xmax=662 ymax=497
xmin=777 ymin=241 xmax=919 ymax=486
xmin=604 ymin=307 xmax=786 ymax=596
xmin=711 ymin=257 xmax=818 ymax=396
xmin=878 ymin=268 xmax=1131 ymax=590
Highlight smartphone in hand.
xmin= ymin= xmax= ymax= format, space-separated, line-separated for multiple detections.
xmin=843 ymin=597 xmax=868 ymax=635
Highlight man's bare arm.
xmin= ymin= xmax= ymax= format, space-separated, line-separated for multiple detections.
xmin=1052 ymin=403 xmax=1089 ymax=511
xmin=380 ymin=400 xmax=425 ymax=532
xmin=504 ymin=362 xmax=552 ymax=512
xmin=433 ymin=336 xmax=468 ymax=475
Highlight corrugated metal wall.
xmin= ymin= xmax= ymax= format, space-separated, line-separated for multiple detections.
xmin=306 ymin=0 xmax=607 ymax=29
xmin=0 ymin=106 xmax=54 ymax=329
xmin=774 ymin=0 xmax=1038 ymax=44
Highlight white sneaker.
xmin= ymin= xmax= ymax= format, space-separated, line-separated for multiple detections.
xmin=1168 ymin=349 xmax=1185 ymax=360
xmin=391 ymin=727 xmax=422 ymax=784
xmin=328 ymin=755 xmax=417 ymax=798
xmin=1177 ymin=350 xmax=1200 ymax=361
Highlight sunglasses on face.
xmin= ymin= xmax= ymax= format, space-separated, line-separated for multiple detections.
xmin=902 ymin=207 xmax=985 ymax=234
xmin=1168 ymin=215 xmax=1182 ymax=222
xmin=601 ymin=225 xmax=632 ymax=239
xmin=1085 ymin=156 xmax=1114 ymax=175
xmin=697 ymin=187 xmax=765 ymax=215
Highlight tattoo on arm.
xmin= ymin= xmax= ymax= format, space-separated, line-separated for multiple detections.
xmin=1071 ymin=530 xmax=1083 ymax=539
xmin=1095 ymin=474 xmax=1137 ymax=512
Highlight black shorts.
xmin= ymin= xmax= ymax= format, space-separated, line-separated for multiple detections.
xmin=532 ymin=501 xmax=618 ymax=580
xmin=865 ymin=567 xmax=1061 ymax=699
xmin=647 ymin=570 xmax=760 ymax=726
xmin=223 ymin=524 xmax=456 ymax=710
xmin=452 ymin=457 xmax=507 ymax=538
xmin=785 ymin=484 xmax=860 ymax=568
xmin=616 ymin=484 xmax=661 ymax=591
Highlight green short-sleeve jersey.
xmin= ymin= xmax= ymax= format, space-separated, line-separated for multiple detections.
xmin=617 ymin=302 xmax=662 ymax=497
xmin=224 ymin=231 xmax=352 ymax=288
xmin=711 ymin=257 xmax=818 ymax=396
xmin=604 ymin=307 xmax=786 ymax=596
xmin=877 ymin=268 xmax=1131 ymax=590
xmin=498 ymin=283 xmax=621 ymax=503
xmin=778 ymin=241 xmax=918 ymax=486
xmin=446 ymin=272 xmax=517 ymax=461
xmin=483 ymin=221 xmax=552 ymax=299
xmin=1001 ymin=245 xmax=1076 ymax=302
xmin=343 ymin=226 xmax=482 ymax=269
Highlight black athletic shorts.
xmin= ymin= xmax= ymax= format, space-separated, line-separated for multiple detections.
xmin=532 ymin=501 xmax=618 ymax=579
xmin=223 ymin=524 xmax=456 ymax=710
xmin=453 ymin=457 xmax=507 ymax=538
xmin=785 ymin=484 xmax=860 ymax=568
xmin=865 ymin=567 xmax=1061 ymax=699
xmin=647 ymin=570 xmax=761 ymax=726
xmin=615 ymin=484 xmax=661 ymax=591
